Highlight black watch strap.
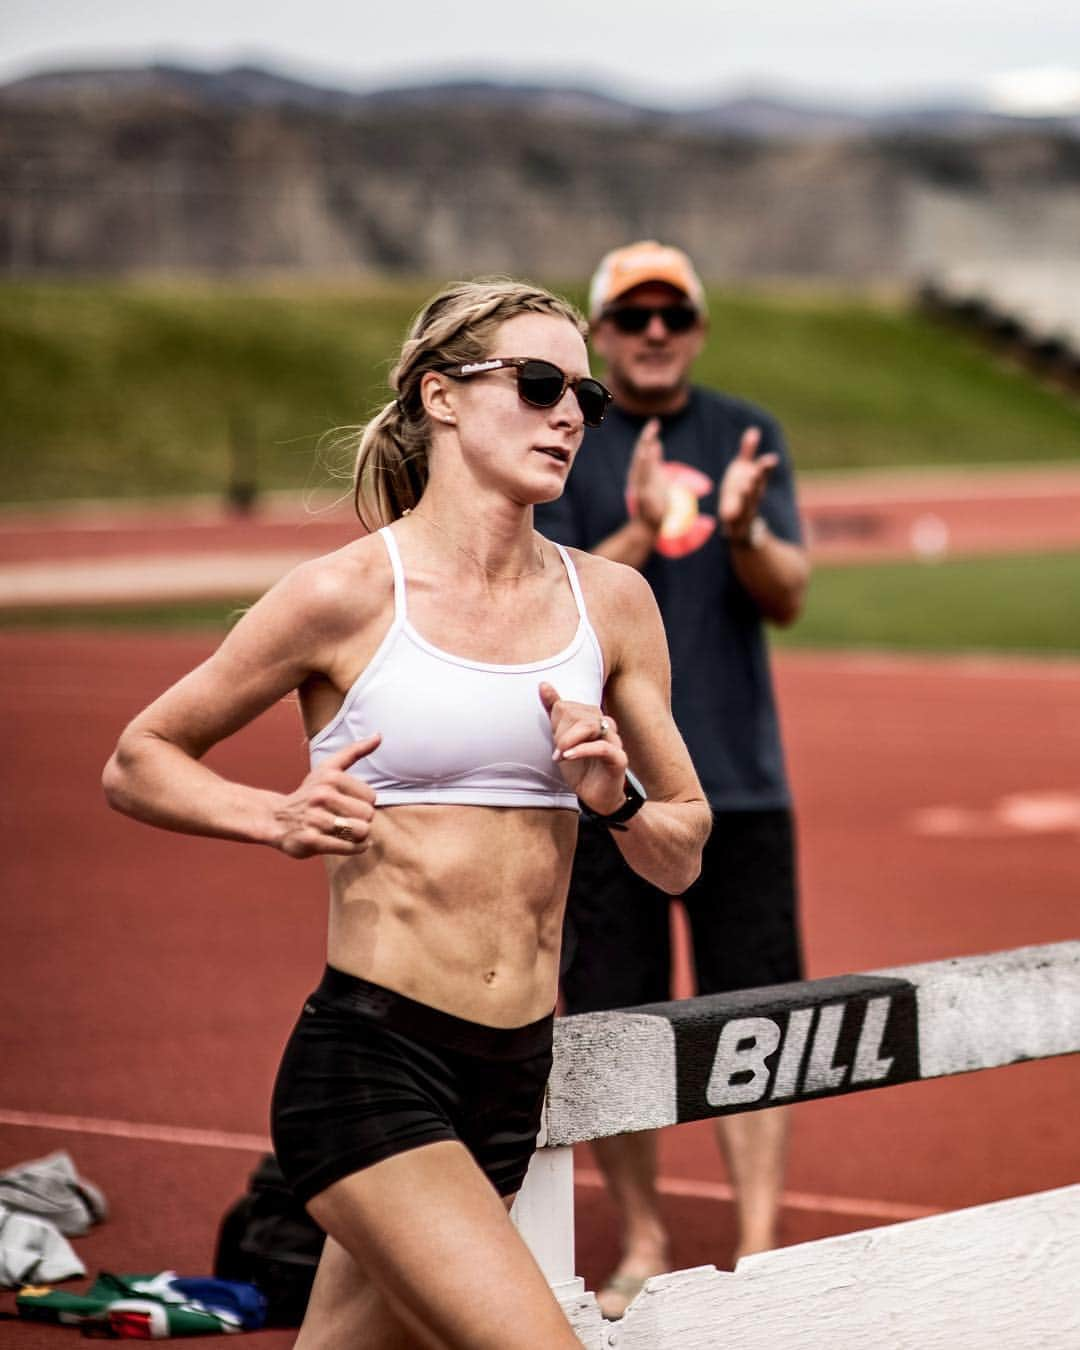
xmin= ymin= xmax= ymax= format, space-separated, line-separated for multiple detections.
xmin=579 ymin=770 xmax=647 ymax=832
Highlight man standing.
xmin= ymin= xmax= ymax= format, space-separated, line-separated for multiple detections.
xmin=535 ymin=241 xmax=810 ymax=1320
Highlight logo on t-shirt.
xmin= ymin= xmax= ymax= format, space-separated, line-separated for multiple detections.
xmin=628 ymin=462 xmax=716 ymax=558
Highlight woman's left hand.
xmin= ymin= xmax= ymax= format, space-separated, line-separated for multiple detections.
xmin=539 ymin=682 xmax=629 ymax=816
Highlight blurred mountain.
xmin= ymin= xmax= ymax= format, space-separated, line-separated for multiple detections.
xmin=0 ymin=63 xmax=357 ymax=111
xmin=2 ymin=62 xmax=1079 ymax=278
xmin=4 ymin=62 xmax=1079 ymax=134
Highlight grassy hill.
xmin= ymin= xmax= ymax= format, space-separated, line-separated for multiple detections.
xmin=2 ymin=279 xmax=1079 ymax=505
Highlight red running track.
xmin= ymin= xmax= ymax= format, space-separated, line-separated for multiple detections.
xmin=2 ymin=463 xmax=1080 ymax=572
xmin=1 ymin=635 xmax=1078 ymax=1344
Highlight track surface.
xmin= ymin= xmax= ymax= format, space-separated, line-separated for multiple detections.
xmin=3 ymin=463 xmax=1080 ymax=605
xmin=2 ymin=465 xmax=1078 ymax=1337
xmin=2 ymin=631 xmax=1077 ymax=1343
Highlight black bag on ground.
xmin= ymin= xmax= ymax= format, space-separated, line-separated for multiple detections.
xmin=214 ymin=1153 xmax=325 ymax=1327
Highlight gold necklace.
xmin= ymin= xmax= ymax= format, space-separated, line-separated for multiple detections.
xmin=403 ymin=508 xmax=548 ymax=581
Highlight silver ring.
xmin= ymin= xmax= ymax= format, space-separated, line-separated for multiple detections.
xmin=598 ymin=717 xmax=609 ymax=739
xmin=331 ymin=817 xmax=355 ymax=843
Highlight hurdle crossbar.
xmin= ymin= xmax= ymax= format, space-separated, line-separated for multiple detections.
xmin=511 ymin=941 xmax=1080 ymax=1346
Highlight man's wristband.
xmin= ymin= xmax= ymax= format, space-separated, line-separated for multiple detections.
xmin=725 ymin=515 xmax=768 ymax=550
xmin=631 ymin=514 xmax=663 ymax=539
xmin=578 ymin=770 xmax=647 ymax=832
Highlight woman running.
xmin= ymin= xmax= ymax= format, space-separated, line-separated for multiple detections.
xmin=103 ymin=279 xmax=711 ymax=1349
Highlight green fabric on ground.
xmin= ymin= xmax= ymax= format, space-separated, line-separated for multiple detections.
xmin=17 ymin=1270 xmax=254 ymax=1336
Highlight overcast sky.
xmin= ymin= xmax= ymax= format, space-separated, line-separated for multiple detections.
xmin=4 ymin=1 xmax=1080 ymax=109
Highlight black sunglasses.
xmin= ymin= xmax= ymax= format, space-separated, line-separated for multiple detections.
xmin=447 ymin=357 xmax=613 ymax=427
xmin=602 ymin=304 xmax=700 ymax=335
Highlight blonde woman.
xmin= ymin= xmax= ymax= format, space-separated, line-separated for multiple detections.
xmin=104 ymin=279 xmax=710 ymax=1349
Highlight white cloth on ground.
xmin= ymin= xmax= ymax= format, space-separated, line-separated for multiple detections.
xmin=0 ymin=1201 xmax=86 ymax=1286
xmin=0 ymin=1149 xmax=107 ymax=1235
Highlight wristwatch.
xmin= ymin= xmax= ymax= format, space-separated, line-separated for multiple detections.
xmin=579 ymin=769 xmax=647 ymax=832
xmin=726 ymin=515 xmax=768 ymax=549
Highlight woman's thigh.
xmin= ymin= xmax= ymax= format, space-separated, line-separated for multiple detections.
xmin=298 ymin=1191 xmax=525 ymax=1350
xmin=305 ymin=1140 xmax=579 ymax=1350
xmin=296 ymin=1234 xmax=423 ymax=1350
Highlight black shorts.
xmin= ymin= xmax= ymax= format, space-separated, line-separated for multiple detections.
xmin=271 ymin=968 xmax=554 ymax=1205
xmin=561 ymin=808 xmax=803 ymax=1014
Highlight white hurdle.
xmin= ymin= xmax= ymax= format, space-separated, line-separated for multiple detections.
xmin=511 ymin=940 xmax=1080 ymax=1348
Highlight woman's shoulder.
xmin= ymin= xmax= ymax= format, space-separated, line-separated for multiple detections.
xmin=562 ymin=546 xmax=659 ymax=624
xmin=256 ymin=530 xmax=394 ymax=638
xmin=560 ymin=548 xmax=664 ymax=681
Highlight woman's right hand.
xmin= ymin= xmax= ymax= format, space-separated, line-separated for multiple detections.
xmin=272 ymin=736 xmax=381 ymax=858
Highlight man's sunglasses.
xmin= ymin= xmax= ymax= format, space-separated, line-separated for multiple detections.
xmin=602 ymin=304 xmax=700 ymax=335
xmin=446 ymin=357 xmax=613 ymax=427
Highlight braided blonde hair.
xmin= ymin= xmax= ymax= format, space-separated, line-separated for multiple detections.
xmin=352 ymin=279 xmax=586 ymax=531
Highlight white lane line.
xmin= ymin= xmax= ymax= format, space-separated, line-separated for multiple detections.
xmin=574 ymin=1167 xmax=941 ymax=1222
xmin=775 ymin=649 xmax=1080 ymax=680
xmin=0 ymin=1109 xmax=940 ymax=1223
xmin=0 ymin=1108 xmax=272 ymax=1153
xmin=0 ymin=551 xmax=314 ymax=606
xmin=798 ymin=466 xmax=1080 ymax=505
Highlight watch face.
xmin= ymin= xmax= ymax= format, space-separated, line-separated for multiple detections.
xmin=625 ymin=768 xmax=647 ymax=801
xmin=611 ymin=772 xmax=646 ymax=824
xmin=579 ymin=771 xmax=647 ymax=830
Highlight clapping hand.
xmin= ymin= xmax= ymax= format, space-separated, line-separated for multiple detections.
xmin=626 ymin=417 xmax=670 ymax=531
xmin=719 ymin=427 xmax=778 ymax=540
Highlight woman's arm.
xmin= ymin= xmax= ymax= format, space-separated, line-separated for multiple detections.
xmin=542 ymin=557 xmax=711 ymax=894
xmin=102 ymin=552 xmax=380 ymax=859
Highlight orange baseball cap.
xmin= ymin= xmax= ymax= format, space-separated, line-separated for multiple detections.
xmin=588 ymin=240 xmax=706 ymax=320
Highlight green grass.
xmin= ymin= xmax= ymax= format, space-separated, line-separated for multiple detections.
xmin=0 ymin=601 xmax=247 ymax=632
xmin=0 ymin=279 xmax=434 ymax=504
xmin=772 ymin=551 xmax=1080 ymax=654
xmin=696 ymin=290 xmax=1080 ymax=471
xmin=5 ymin=553 xmax=1079 ymax=655
xmin=2 ymin=279 xmax=1079 ymax=504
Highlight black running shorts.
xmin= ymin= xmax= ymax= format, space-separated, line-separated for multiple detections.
xmin=271 ymin=968 xmax=554 ymax=1205
xmin=561 ymin=809 xmax=803 ymax=1013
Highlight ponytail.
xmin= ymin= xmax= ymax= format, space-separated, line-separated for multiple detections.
xmin=352 ymin=398 xmax=429 ymax=533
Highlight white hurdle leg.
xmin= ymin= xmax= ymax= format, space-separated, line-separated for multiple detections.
xmin=511 ymin=1144 xmax=575 ymax=1283
xmin=511 ymin=1146 xmax=605 ymax=1346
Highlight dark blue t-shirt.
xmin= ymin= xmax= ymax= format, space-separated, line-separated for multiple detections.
xmin=535 ymin=386 xmax=803 ymax=811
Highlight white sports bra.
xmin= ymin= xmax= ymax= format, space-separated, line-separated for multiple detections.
xmin=309 ymin=526 xmax=605 ymax=809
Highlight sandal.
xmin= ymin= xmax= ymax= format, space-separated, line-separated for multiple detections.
xmin=597 ymin=1272 xmax=649 ymax=1320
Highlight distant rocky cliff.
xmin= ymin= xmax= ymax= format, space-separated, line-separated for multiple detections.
xmin=3 ymin=66 xmax=1079 ymax=280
